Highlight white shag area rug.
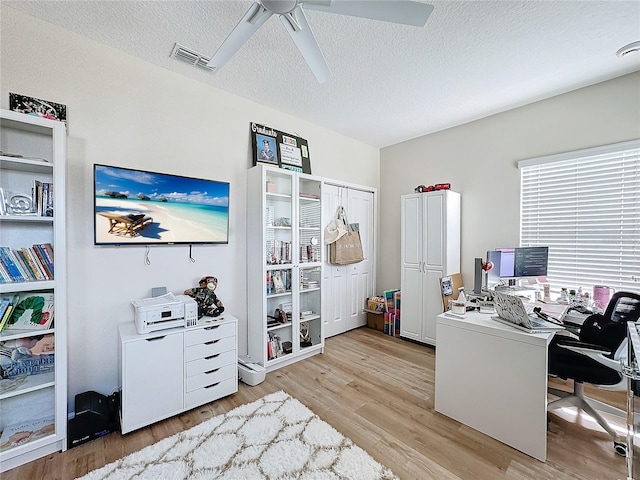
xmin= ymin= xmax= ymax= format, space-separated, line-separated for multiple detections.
xmin=77 ymin=390 xmax=398 ymax=480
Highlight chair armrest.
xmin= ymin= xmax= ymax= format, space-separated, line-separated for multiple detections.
xmin=555 ymin=338 xmax=611 ymax=354
xmin=557 ymin=340 xmax=621 ymax=372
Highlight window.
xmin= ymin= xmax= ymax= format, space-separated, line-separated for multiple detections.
xmin=518 ymin=140 xmax=640 ymax=295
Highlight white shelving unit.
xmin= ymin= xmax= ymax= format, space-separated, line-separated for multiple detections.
xmin=0 ymin=109 xmax=67 ymax=472
xmin=247 ymin=165 xmax=324 ymax=372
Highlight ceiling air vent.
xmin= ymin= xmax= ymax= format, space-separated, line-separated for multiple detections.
xmin=171 ymin=43 xmax=216 ymax=72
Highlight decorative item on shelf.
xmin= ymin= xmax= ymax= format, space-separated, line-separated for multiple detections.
xmin=266 ymin=179 xmax=276 ymax=193
xmin=183 ymin=276 xmax=224 ymax=318
xmin=414 ymin=183 xmax=451 ymax=193
xmin=9 ymin=92 xmax=67 ymax=127
xmin=5 ymin=192 xmax=34 ymax=215
xmin=300 ymin=321 xmax=312 ymax=347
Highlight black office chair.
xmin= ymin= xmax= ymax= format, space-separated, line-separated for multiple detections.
xmin=548 ymin=291 xmax=640 ymax=456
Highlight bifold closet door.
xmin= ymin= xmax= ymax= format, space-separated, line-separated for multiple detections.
xmin=322 ymin=184 xmax=375 ymax=338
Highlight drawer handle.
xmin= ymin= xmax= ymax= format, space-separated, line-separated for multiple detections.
xmin=146 ymin=336 xmax=166 ymax=342
xmin=205 ymin=340 xmax=220 ymax=345
xmin=204 ymin=325 xmax=220 ymax=331
xmin=205 ymin=368 xmax=220 ymax=375
xmin=204 ymin=354 xmax=220 ymax=360
xmin=204 ymin=382 xmax=221 ymax=389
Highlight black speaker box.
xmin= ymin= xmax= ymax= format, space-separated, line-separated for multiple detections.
xmin=68 ymin=390 xmax=120 ymax=449
xmin=473 ymin=257 xmax=483 ymax=294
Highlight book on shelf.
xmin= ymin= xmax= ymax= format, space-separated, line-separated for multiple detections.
xmin=30 ymin=180 xmax=53 ymax=217
xmin=36 ymin=244 xmax=55 ymax=276
xmin=0 ymin=247 xmax=25 ymax=283
xmin=30 ymin=246 xmax=53 ymax=279
xmin=4 ymin=292 xmax=54 ymax=331
xmin=0 ymin=294 xmax=19 ymax=332
xmin=21 ymin=247 xmax=48 ymax=280
xmin=0 ymin=244 xmax=54 ymax=283
xmin=0 ymin=334 xmax=55 ymax=380
xmin=11 ymin=249 xmax=32 ymax=281
xmin=0 ymin=299 xmax=10 ymax=325
xmin=0 ymin=415 xmax=56 ymax=452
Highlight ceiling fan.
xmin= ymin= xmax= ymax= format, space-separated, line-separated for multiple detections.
xmin=207 ymin=0 xmax=434 ymax=83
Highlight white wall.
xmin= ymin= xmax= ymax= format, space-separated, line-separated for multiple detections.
xmin=379 ymin=72 xmax=640 ymax=293
xmin=0 ymin=6 xmax=379 ymax=410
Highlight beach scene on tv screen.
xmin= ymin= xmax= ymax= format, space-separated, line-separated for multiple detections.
xmin=94 ymin=165 xmax=229 ymax=244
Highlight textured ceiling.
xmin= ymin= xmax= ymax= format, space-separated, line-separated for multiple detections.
xmin=4 ymin=1 xmax=640 ymax=148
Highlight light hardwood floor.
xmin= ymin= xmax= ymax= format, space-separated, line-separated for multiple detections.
xmin=4 ymin=327 xmax=627 ymax=479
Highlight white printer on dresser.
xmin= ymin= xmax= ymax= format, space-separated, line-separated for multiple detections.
xmin=118 ymin=313 xmax=238 ymax=434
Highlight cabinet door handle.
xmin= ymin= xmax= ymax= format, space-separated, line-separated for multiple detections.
xmin=204 ymin=382 xmax=221 ymax=389
xmin=204 ymin=354 xmax=221 ymax=360
xmin=204 ymin=326 xmax=220 ymax=331
xmin=205 ymin=340 xmax=220 ymax=345
xmin=205 ymin=368 xmax=220 ymax=375
xmin=146 ymin=336 xmax=166 ymax=342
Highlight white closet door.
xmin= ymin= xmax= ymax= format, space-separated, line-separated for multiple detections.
xmin=322 ymin=184 xmax=375 ymax=337
xmin=322 ymin=184 xmax=348 ymax=337
xmin=345 ymin=188 xmax=374 ymax=331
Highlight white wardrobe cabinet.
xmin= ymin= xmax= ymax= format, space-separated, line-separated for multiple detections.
xmin=400 ymin=191 xmax=460 ymax=345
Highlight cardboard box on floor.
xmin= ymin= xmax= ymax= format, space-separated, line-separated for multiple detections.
xmin=364 ymin=309 xmax=384 ymax=331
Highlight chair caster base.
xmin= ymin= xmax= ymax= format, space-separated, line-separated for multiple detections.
xmin=614 ymin=441 xmax=627 ymax=457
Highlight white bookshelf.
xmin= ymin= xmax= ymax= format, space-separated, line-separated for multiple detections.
xmin=247 ymin=165 xmax=324 ymax=372
xmin=0 ymin=109 xmax=67 ymax=472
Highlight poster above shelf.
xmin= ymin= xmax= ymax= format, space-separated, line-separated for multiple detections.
xmin=250 ymin=122 xmax=311 ymax=174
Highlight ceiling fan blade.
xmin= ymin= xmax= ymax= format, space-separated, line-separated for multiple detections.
xmin=207 ymin=2 xmax=273 ymax=69
xmin=280 ymin=7 xmax=331 ymax=84
xmin=302 ymin=0 xmax=434 ymax=27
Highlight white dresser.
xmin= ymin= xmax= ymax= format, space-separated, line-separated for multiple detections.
xmin=118 ymin=314 xmax=238 ymax=434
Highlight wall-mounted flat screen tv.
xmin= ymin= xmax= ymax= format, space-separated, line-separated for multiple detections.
xmin=93 ymin=164 xmax=229 ymax=246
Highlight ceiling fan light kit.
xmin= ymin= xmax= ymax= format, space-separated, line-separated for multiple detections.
xmin=203 ymin=0 xmax=434 ymax=83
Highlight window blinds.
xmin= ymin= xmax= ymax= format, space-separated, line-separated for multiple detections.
xmin=518 ymin=140 xmax=640 ymax=294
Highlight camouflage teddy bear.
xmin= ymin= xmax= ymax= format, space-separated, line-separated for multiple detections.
xmin=184 ymin=276 xmax=225 ymax=318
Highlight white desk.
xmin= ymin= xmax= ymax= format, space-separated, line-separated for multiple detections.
xmin=434 ymin=311 xmax=556 ymax=461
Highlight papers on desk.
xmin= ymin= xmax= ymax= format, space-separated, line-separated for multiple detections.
xmin=444 ymin=311 xmax=466 ymax=319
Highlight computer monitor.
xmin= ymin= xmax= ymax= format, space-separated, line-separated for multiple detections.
xmin=486 ymin=246 xmax=549 ymax=285
xmin=514 ymin=246 xmax=548 ymax=277
xmin=497 ymin=248 xmax=515 ymax=278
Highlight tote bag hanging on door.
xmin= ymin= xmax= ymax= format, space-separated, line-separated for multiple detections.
xmin=329 ymin=208 xmax=364 ymax=265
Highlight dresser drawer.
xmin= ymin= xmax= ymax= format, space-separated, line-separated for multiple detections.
xmin=186 ymin=349 xmax=236 ymax=378
xmin=185 ymin=335 xmax=235 ymax=362
xmin=185 ymin=376 xmax=237 ymax=410
xmin=185 ymin=322 xmax=236 ymax=346
xmin=186 ymin=363 xmax=237 ymax=392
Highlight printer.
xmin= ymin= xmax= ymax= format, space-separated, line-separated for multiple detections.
xmin=132 ymin=292 xmax=197 ymax=334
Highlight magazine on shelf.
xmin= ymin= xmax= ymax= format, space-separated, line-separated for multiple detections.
xmin=0 ymin=415 xmax=56 ymax=452
xmin=0 ymin=334 xmax=55 ymax=380
xmin=4 ymin=292 xmax=54 ymax=331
